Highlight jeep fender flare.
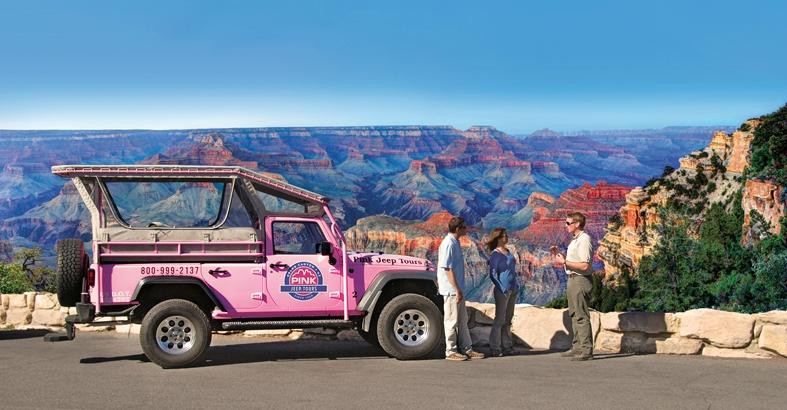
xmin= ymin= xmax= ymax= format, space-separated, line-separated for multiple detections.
xmin=130 ymin=276 xmax=226 ymax=312
xmin=356 ymin=270 xmax=438 ymax=332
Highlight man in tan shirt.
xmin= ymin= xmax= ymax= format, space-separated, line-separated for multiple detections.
xmin=551 ymin=211 xmax=594 ymax=360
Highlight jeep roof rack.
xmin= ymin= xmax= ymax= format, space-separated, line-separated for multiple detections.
xmin=51 ymin=164 xmax=330 ymax=206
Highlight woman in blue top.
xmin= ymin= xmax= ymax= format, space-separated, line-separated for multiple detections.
xmin=486 ymin=227 xmax=519 ymax=356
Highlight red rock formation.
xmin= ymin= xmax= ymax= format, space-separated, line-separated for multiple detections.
xmin=141 ymin=134 xmax=258 ymax=169
xmin=742 ymin=179 xmax=785 ymax=245
xmin=409 ymin=160 xmax=437 ymax=174
xmin=517 ymin=182 xmax=632 ymax=248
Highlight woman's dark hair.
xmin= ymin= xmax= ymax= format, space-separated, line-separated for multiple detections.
xmin=485 ymin=227 xmax=507 ymax=252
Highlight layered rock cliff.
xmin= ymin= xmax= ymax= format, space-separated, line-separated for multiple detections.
xmin=598 ymin=115 xmax=786 ymax=279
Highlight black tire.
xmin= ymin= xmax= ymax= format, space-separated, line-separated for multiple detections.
xmin=55 ymin=238 xmax=87 ymax=307
xmin=140 ymin=299 xmax=212 ymax=369
xmin=376 ymin=293 xmax=443 ymax=360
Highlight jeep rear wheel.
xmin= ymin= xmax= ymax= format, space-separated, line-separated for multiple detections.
xmin=376 ymin=293 xmax=442 ymax=360
xmin=55 ymin=239 xmax=87 ymax=307
xmin=140 ymin=299 xmax=212 ymax=369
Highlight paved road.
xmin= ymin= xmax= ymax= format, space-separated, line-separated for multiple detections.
xmin=1 ymin=330 xmax=785 ymax=409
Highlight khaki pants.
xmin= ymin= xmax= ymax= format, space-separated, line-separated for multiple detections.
xmin=443 ymin=295 xmax=472 ymax=356
xmin=567 ymin=275 xmax=593 ymax=355
xmin=489 ymin=288 xmax=516 ymax=352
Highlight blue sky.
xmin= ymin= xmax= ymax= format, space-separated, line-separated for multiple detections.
xmin=1 ymin=0 xmax=785 ymax=132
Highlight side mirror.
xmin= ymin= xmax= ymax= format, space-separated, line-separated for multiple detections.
xmin=318 ymin=241 xmax=333 ymax=256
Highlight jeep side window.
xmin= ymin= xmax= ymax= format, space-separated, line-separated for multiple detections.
xmin=224 ymin=185 xmax=255 ymax=228
xmin=272 ymin=222 xmax=326 ymax=255
xmin=104 ymin=181 xmax=227 ymax=228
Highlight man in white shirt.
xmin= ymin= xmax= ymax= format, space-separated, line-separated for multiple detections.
xmin=437 ymin=216 xmax=485 ymax=361
xmin=551 ymin=212 xmax=594 ymax=361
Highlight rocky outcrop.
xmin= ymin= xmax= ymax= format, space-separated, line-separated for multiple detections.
xmin=598 ymin=121 xmax=761 ymax=278
xmin=742 ymin=179 xmax=785 ymax=245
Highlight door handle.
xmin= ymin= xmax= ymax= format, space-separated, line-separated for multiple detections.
xmin=208 ymin=268 xmax=230 ymax=277
xmin=269 ymin=262 xmax=289 ymax=269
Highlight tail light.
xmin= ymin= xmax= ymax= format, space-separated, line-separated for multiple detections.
xmin=87 ymin=268 xmax=96 ymax=287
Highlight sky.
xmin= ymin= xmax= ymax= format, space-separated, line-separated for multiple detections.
xmin=1 ymin=0 xmax=786 ymax=133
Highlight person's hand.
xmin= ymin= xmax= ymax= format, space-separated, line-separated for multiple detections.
xmin=549 ymin=246 xmax=560 ymax=256
xmin=457 ymin=291 xmax=464 ymax=303
xmin=554 ymin=253 xmax=565 ymax=265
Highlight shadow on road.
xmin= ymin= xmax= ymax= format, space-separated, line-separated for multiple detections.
xmin=203 ymin=340 xmax=396 ymax=367
xmin=79 ymin=340 xmax=398 ymax=367
xmin=0 ymin=329 xmax=49 ymax=340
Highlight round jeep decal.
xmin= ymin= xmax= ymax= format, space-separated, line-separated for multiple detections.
xmin=280 ymin=262 xmax=328 ymax=301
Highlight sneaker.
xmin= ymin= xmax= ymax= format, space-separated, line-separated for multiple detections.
xmin=570 ymin=353 xmax=593 ymax=361
xmin=502 ymin=348 xmax=516 ymax=356
xmin=465 ymin=350 xmax=486 ymax=360
xmin=560 ymin=349 xmax=578 ymax=357
xmin=490 ymin=350 xmax=503 ymax=357
xmin=445 ymin=352 xmax=468 ymax=361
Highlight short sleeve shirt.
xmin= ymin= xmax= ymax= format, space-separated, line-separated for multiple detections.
xmin=566 ymin=231 xmax=593 ymax=276
xmin=437 ymin=234 xmax=465 ymax=295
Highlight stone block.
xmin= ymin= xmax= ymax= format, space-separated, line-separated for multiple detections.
xmin=1 ymin=294 xmax=9 ymax=309
xmin=594 ymin=330 xmax=653 ymax=354
xmin=337 ymin=329 xmax=365 ymax=342
xmin=8 ymin=294 xmax=27 ymax=308
xmin=601 ymin=311 xmax=670 ymax=334
xmin=665 ymin=313 xmax=680 ymax=333
xmin=591 ymin=311 xmax=601 ymax=342
xmin=24 ymin=292 xmax=37 ymax=309
xmin=595 ymin=330 xmax=622 ymax=353
xmin=654 ymin=337 xmax=703 ymax=355
xmin=758 ymin=325 xmax=787 ymax=357
xmin=115 ymin=324 xmax=141 ymax=335
xmin=466 ymin=302 xmax=496 ymax=325
xmin=701 ymin=345 xmax=771 ymax=359
xmin=243 ymin=329 xmax=292 ymax=337
xmin=0 ymin=308 xmax=5 ymax=324
xmin=32 ymin=309 xmax=67 ymax=326
xmin=754 ymin=322 xmax=763 ymax=338
xmin=469 ymin=324 xmax=490 ymax=348
xmin=511 ymin=307 xmax=572 ymax=350
xmin=755 ymin=310 xmax=787 ymax=325
xmin=678 ymin=309 xmax=754 ymax=348
xmin=5 ymin=308 xmax=32 ymax=325
xmin=34 ymin=294 xmax=58 ymax=310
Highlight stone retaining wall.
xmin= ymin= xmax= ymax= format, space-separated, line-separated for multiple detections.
xmin=1 ymin=293 xmax=784 ymax=359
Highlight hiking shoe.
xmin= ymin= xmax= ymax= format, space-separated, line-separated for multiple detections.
xmin=560 ymin=350 xmax=578 ymax=357
xmin=465 ymin=350 xmax=486 ymax=360
xmin=570 ymin=354 xmax=593 ymax=361
xmin=445 ymin=352 xmax=468 ymax=361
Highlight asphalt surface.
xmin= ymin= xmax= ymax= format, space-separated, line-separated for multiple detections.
xmin=1 ymin=330 xmax=785 ymax=410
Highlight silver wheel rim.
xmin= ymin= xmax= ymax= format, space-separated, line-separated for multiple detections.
xmin=393 ymin=309 xmax=430 ymax=347
xmin=155 ymin=315 xmax=196 ymax=355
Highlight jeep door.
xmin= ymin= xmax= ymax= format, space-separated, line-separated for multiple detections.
xmin=263 ymin=217 xmax=343 ymax=314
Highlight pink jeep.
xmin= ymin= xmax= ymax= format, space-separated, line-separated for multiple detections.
xmin=46 ymin=165 xmax=442 ymax=368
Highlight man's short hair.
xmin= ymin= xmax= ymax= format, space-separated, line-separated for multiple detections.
xmin=567 ymin=212 xmax=586 ymax=229
xmin=448 ymin=216 xmax=466 ymax=233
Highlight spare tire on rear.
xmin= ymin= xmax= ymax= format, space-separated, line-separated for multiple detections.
xmin=56 ymin=239 xmax=87 ymax=307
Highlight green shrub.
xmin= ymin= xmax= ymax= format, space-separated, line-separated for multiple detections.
xmin=0 ymin=264 xmax=34 ymax=294
xmin=545 ymin=293 xmax=567 ymax=309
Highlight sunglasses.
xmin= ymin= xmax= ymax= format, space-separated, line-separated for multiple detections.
xmin=565 ymin=221 xmax=577 ymax=226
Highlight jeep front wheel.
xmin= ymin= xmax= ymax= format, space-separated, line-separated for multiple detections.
xmin=140 ymin=299 xmax=212 ymax=369
xmin=376 ymin=293 xmax=442 ymax=360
